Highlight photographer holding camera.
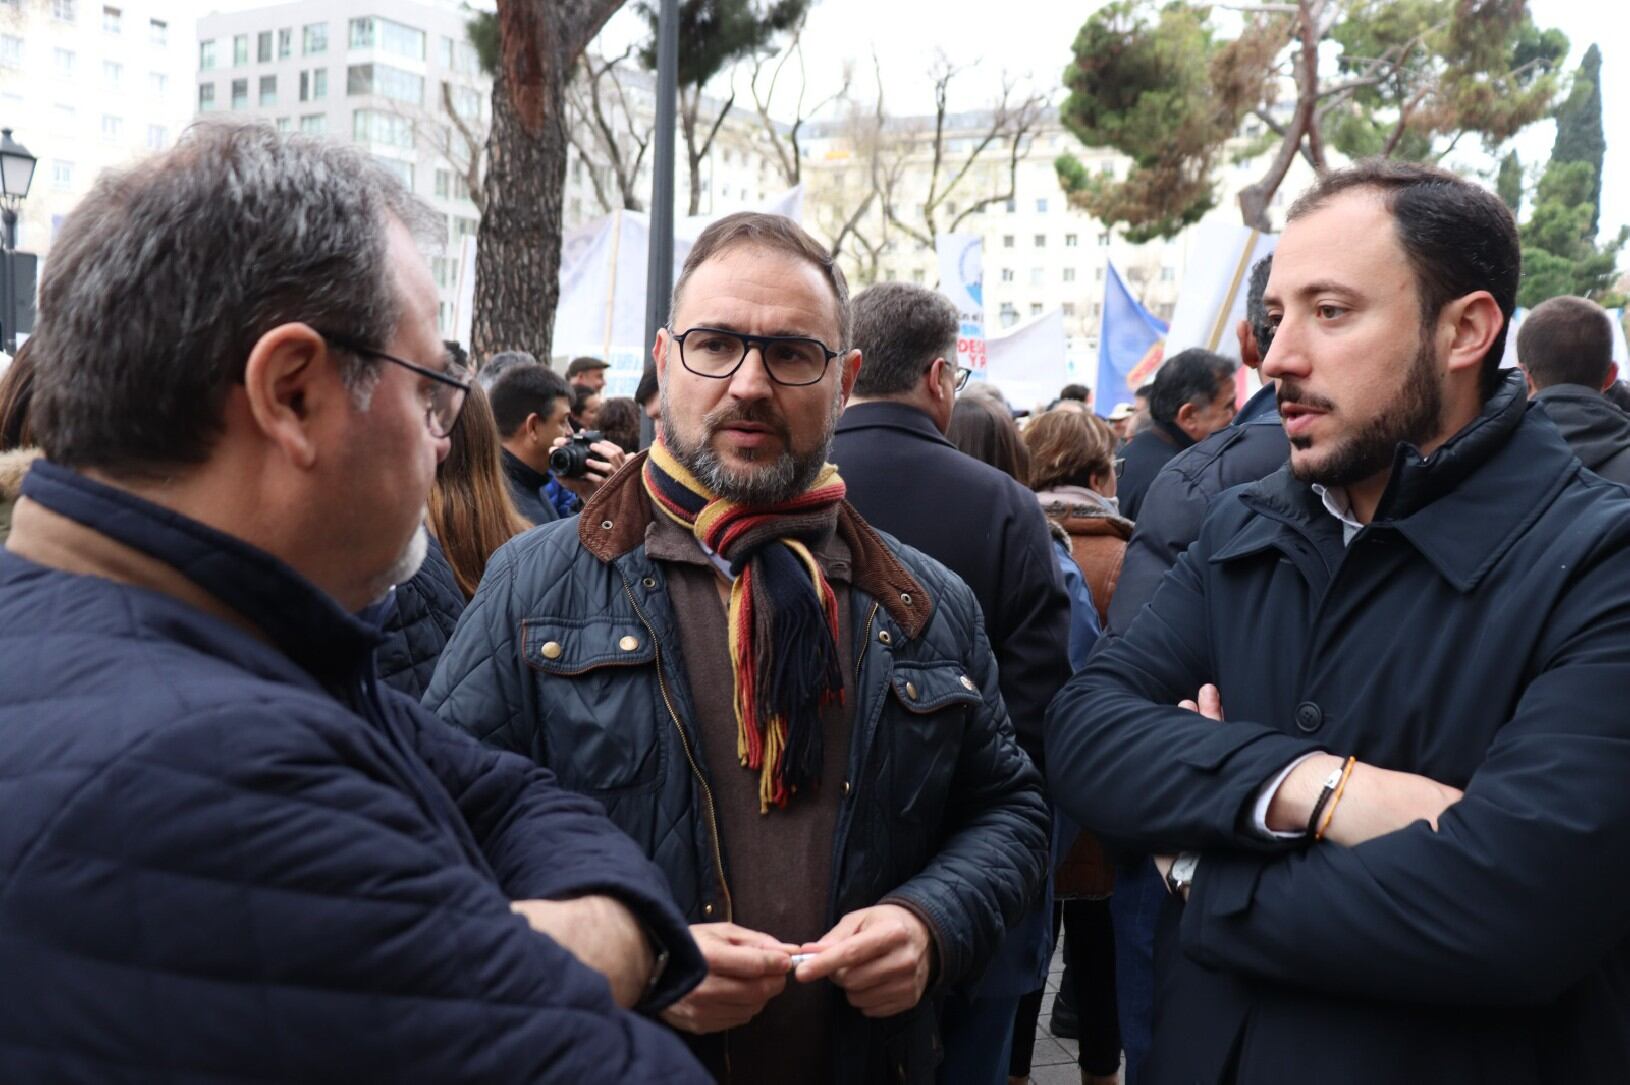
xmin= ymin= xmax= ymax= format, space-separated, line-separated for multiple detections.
xmin=490 ymin=364 xmax=629 ymax=525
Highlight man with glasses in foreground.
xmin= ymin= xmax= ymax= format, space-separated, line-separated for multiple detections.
xmin=0 ymin=123 xmax=708 ymax=1080
xmin=831 ymin=282 xmax=1071 ymax=1081
xmin=428 ymin=213 xmax=1048 ymax=1084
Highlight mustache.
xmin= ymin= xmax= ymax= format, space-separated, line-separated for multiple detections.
xmin=702 ymin=399 xmax=790 ymax=440
xmin=1277 ymin=381 xmax=1336 ymax=414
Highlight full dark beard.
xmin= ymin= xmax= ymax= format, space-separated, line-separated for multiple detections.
xmin=661 ymin=387 xmax=841 ymax=506
xmin=1287 ymin=333 xmax=1443 ymax=490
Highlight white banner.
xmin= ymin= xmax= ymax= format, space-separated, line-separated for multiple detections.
xmin=1163 ymin=220 xmax=1277 ymax=362
xmin=936 ymin=233 xmax=988 ymax=378
xmin=985 ymin=308 xmax=1069 ymax=414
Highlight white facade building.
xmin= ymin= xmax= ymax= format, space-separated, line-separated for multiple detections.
xmin=195 ymin=0 xmax=490 ymax=334
xmin=0 ymin=0 xmax=198 ymax=258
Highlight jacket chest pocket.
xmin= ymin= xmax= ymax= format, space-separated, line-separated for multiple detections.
xmin=522 ymin=617 xmax=664 ymax=795
xmin=882 ymin=662 xmax=982 ymax=827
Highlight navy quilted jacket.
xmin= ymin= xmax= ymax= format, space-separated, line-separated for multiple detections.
xmin=0 ymin=462 xmax=709 ymax=1083
xmin=377 ymin=534 xmax=467 ymax=699
xmin=425 ymin=454 xmax=1050 ymax=1083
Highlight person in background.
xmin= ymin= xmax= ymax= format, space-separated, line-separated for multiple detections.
xmin=490 ymin=363 xmax=575 ymax=525
xmin=836 ymin=282 xmax=1068 ymax=1085
xmin=1129 ymin=383 xmax=1154 ymax=436
xmin=0 ymin=338 xmax=39 ymax=546
xmin=1115 ymin=353 xmax=1237 ymax=521
xmin=598 ymin=396 xmax=644 ymax=453
xmin=476 ymin=348 xmax=537 ymax=392
xmin=376 ymin=381 xmax=530 ymax=698
xmin=571 ymin=384 xmax=604 ymax=432
xmin=1058 ymin=383 xmax=1092 ymax=408
xmin=567 ymin=355 xmax=610 ymax=394
xmin=1107 ymin=402 xmax=1136 ymax=444
xmin=1517 ymin=295 xmax=1630 ymax=485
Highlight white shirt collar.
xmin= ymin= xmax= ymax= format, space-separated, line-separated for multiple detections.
xmin=1311 ymin=483 xmax=1364 ymax=546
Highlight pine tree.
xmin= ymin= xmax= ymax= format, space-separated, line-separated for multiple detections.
xmin=1496 ymin=151 xmax=1523 ymax=216
xmin=1550 ymin=44 xmax=1605 ymax=236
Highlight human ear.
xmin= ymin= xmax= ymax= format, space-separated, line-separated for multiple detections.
xmin=1442 ymin=292 xmax=1504 ymax=379
xmin=838 ymin=348 xmax=862 ymax=404
xmin=241 ymin=323 xmax=335 ymax=470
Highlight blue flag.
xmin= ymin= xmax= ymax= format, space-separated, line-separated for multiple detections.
xmin=1096 ymin=262 xmax=1169 ymax=413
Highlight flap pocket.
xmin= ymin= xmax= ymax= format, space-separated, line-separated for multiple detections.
xmin=521 ymin=616 xmax=657 ymax=675
xmin=888 ymin=662 xmax=983 ymax=714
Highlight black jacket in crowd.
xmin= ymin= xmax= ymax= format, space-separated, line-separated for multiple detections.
xmin=376 ymin=534 xmax=467 ymax=699
xmin=1531 ymin=382 xmax=1630 ymax=485
xmin=1108 ymin=384 xmax=1289 ymax=635
xmin=831 ymin=401 xmax=1071 ymax=770
xmin=1115 ymin=419 xmax=1193 ymax=522
xmin=502 ymin=447 xmax=559 ymax=527
xmin=1046 ymin=375 xmax=1630 ymax=1083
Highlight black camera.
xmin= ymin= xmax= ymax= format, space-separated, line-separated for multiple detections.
xmin=549 ymin=430 xmax=604 ymax=479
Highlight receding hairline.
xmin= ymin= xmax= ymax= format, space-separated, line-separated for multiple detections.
xmin=670 ymin=237 xmax=847 ymax=342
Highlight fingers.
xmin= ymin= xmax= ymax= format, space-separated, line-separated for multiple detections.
xmin=693 ymin=923 xmax=795 ymax=979
xmin=795 ymin=925 xmax=893 ymax=982
xmin=1199 ymin=683 xmax=1224 ymax=720
xmin=1178 ymin=699 xmax=1198 ymax=712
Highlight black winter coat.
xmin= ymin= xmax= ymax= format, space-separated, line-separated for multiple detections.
xmin=0 ymin=461 xmax=708 ymax=1082
xmin=426 ymin=453 xmax=1051 ymax=1084
xmin=1047 ymin=376 xmax=1630 ymax=1084
xmin=1108 ymin=384 xmax=1289 ymax=635
xmin=376 ymin=534 xmax=466 ymax=698
xmin=503 ymin=447 xmax=559 ymax=526
xmin=1532 ymin=383 xmax=1630 ymax=485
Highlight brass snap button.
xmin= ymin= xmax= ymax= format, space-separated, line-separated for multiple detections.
xmin=958 ymin=675 xmax=975 ymax=691
xmin=878 ymin=630 xmax=892 ymax=645
xmin=900 ymin=592 xmax=912 ymax=605
xmin=541 ymin=641 xmax=563 ymax=660
xmin=904 ymin=681 xmax=917 ymax=700
xmin=618 ymin=635 xmax=640 ymax=652
xmin=642 ymin=576 xmax=657 ymax=588
xmin=842 ymin=780 xmax=851 ymax=796
xmin=702 ymin=902 xmax=715 ymax=918
xmin=600 ymin=519 xmax=614 ymax=530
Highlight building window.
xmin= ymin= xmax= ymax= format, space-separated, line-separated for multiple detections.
xmin=50 ymin=0 xmax=74 ymax=21
xmin=1034 ymin=234 xmax=1046 ymax=248
xmin=101 ymin=4 xmax=119 ymax=33
xmin=1001 ymin=235 xmax=1014 ymax=249
xmin=1098 ymin=161 xmax=1114 ymax=177
xmin=912 ymin=268 xmax=926 ymax=284
xmin=52 ymin=47 xmax=74 ymax=76
xmin=1000 ymin=268 xmax=1015 ymax=283
xmin=100 ymin=114 xmax=123 ymax=141
xmin=1095 ymin=266 xmax=1104 ymax=281
xmin=198 ymin=83 xmax=216 ymax=110
xmin=1004 ymin=198 xmax=1016 ymax=213
xmin=146 ymin=124 xmax=166 ymax=150
xmin=233 ymin=34 xmax=248 ymax=66
xmin=230 ymin=78 xmax=248 ymax=110
xmin=299 ymin=113 xmax=326 ymax=135
xmin=446 ymin=83 xmax=481 ymax=119
xmin=299 ymin=68 xmax=329 ymax=101
xmin=434 ymin=168 xmax=451 ymax=198
xmin=1029 ymin=267 xmax=1045 ymax=287
xmin=431 ymin=255 xmax=453 ymax=288
xmin=352 ymin=108 xmax=413 ymax=149
xmin=278 ymin=28 xmax=292 ymax=59
xmin=347 ymin=63 xmax=424 ymax=104
xmin=1126 ymin=267 xmax=1146 ymax=282
xmin=349 ymin=17 xmax=425 ymax=61
xmin=257 ymin=30 xmax=272 ymax=63
xmin=276 ymin=116 xmax=292 ymax=132
xmin=51 ymin=160 xmax=74 ymax=190
xmin=1030 ymin=303 xmax=1044 ymax=316
xmin=1063 ymin=302 xmax=1077 ymax=316
xmin=1097 ymin=230 xmax=1111 ymax=246
xmin=1063 ymin=267 xmax=1076 ymax=283
xmin=453 ymin=215 xmax=478 ymax=241
xmin=200 ymin=40 xmax=216 ymax=70
xmin=1160 ymin=266 xmax=1175 ymax=282
xmin=259 ymin=75 xmax=276 ymax=106
xmin=373 ymin=155 xmax=413 ymax=190
xmin=1065 ymin=233 xmax=1079 ymax=247
xmin=102 ymin=60 xmax=122 ymax=88
xmin=1036 ymin=198 xmax=1048 ymax=213
xmin=149 ymin=71 xmax=167 ymax=95
xmin=999 ymin=303 xmax=1018 ymax=328
xmin=303 ymin=22 xmax=328 ymax=54
xmin=148 ymin=17 xmax=165 ymax=44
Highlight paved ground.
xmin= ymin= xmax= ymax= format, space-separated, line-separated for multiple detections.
xmin=1021 ymin=939 xmax=1085 ymax=1085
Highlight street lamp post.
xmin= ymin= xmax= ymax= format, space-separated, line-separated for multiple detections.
xmin=0 ymin=128 xmax=38 ymax=353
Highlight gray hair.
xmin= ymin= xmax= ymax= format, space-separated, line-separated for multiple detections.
xmin=477 ymin=350 xmax=538 ymax=392
xmin=850 ymin=282 xmax=960 ymax=397
xmin=31 ymin=121 xmax=439 ymax=476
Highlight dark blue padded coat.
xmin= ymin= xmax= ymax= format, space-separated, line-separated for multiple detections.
xmin=377 ymin=533 xmax=467 ymax=699
xmin=0 ymin=462 xmax=709 ymax=1082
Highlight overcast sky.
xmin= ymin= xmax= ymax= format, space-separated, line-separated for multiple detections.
xmin=599 ymin=0 xmax=1627 ymax=242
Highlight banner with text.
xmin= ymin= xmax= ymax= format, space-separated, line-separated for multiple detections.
xmin=936 ymin=233 xmax=987 ymax=379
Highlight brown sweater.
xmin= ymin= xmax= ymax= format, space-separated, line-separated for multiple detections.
xmin=644 ymin=508 xmax=855 ymax=1085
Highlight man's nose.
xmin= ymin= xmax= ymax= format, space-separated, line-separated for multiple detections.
xmin=727 ymin=343 xmax=775 ymax=400
xmin=1260 ymin=322 xmax=1305 ymax=381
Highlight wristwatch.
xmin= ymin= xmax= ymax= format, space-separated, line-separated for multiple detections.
xmin=1165 ymin=852 xmax=1201 ymax=895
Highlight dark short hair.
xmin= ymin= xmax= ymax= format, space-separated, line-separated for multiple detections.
xmin=946 ymin=397 xmax=1028 ymax=485
xmin=566 ymin=355 xmax=609 ymax=379
xmin=1134 ymin=382 xmax=1154 ymax=399
xmin=673 ymin=212 xmax=851 ymax=349
xmin=635 ymin=363 xmax=659 ymax=407
xmin=30 ymin=122 xmax=436 ymax=476
xmin=850 ymin=282 xmax=960 ymax=397
xmin=1245 ymin=254 xmax=1275 ymax=357
xmin=1058 ymin=383 xmax=1090 ymax=402
xmin=1517 ymin=296 xmax=1615 ymax=390
xmin=1288 ymin=158 xmax=1519 ymax=399
xmin=0 ymin=339 xmax=36 ymax=451
xmin=444 ymin=340 xmax=469 ymax=371
xmin=1149 ymin=349 xmax=1236 ymax=425
xmin=570 ymin=383 xmax=601 ymax=418
xmin=478 ymin=350 xmax=537 ymax=392
xmin=489 ymin=363 xmax=570 ymax=438
xmin=596 ymin=397 xmax=642 ymax=453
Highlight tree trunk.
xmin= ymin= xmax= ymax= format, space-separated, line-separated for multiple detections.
xmin=682 ymin=86 xmax=703 ymax=215
xmin=471 ymin=0 xmax=624 ymax=361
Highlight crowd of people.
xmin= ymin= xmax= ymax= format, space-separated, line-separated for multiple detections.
xmin=2 ymin=120 xmax=1630 ymax=1085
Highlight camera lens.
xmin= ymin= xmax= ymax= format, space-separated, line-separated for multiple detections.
xmin=549 ymin=442 xmax=591 ymax=479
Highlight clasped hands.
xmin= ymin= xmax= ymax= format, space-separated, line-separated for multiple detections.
xmin=1155 ymin=684 xmax=1465 ymax=897
xmin=660 ymin=904 xmax=934 ymax=1034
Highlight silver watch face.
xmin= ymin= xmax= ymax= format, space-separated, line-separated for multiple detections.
xmin=1171 ymin=854 xmax=1200 ymax=887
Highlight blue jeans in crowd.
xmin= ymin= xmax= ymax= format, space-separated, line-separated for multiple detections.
xmin=1109 ymin=857 xmax=1165 ymax=1085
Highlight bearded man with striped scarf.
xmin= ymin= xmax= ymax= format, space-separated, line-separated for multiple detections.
xmin=428 ymin=213 xmax=1049 ymax=1085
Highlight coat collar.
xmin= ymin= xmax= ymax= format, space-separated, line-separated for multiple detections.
xmin=16 ymin=460 xmax=383 ymax=684
xmin=1233 ymin=382 xmax=1281 ymax=425
xmin=579 ymin=449 xmax=933 ymax=639
xmin=502 ymin=446 xmax=550 ymax=492
xmin=1226 ymin=373 xmax=1577 ymax=592
xmin=834 ymin=400 xmax=952 ymax=446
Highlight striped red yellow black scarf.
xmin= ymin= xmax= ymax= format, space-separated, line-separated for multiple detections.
xmin=643 ymin=439 xmax=846 ymax=812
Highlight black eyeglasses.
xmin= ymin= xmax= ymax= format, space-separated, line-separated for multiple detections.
xmin=927 ymin=358 xmax=973 ymax=392
xmin=668 ymin=325 xmax=840 ymax=387
xmin=318 ymin=331 xmax=471 ymax=438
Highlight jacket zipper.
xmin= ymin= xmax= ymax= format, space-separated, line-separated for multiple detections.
xmin=854 ymin=601 xmax=880 ymax=673
xmin=620 ymin=578 xmax=735 ymax=923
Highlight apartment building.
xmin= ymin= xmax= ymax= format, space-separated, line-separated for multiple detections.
xmin=0 ymin=0 xmax=198 ymax=260
xmin=196 ymin=0 xmax=490 ymax=334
